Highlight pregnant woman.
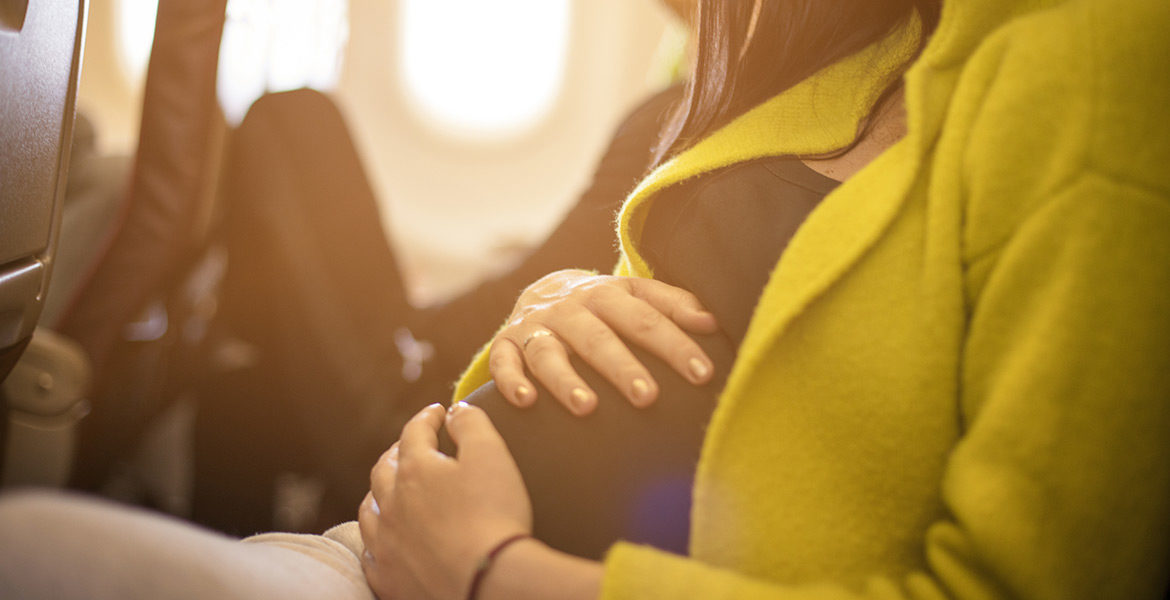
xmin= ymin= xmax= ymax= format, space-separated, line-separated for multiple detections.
xmin=1 ymin=0 xmax=1168 ymax=598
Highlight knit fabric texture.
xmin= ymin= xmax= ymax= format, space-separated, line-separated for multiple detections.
xmin=457 ymin=0 xmax=1170 ymax=597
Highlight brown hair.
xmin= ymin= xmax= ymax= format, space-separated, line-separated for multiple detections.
xmin=655 ymin=0 xmax=942 ymax=165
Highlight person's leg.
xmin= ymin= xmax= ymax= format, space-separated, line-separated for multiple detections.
xmin=0 ymin=492 xmax=372 ymax=600
xmin=196 ymin=88 xmax=416 ymax=534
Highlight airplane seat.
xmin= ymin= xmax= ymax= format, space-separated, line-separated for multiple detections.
xmin=45 ymin=0 xmax=401 ymax=531
xmin=0 ymin=0 xmax=89 ymax=485
xmin=56 ymin=0 xmax=230 ymax=491
xmin=192 ymin=87 xmax=412 ymax=534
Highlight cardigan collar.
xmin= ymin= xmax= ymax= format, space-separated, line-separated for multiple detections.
xmin=615 ymin=0 xmax=1065 ymax=278
xmin=611 ymin=0 xmax=1072 ymax=417
xmin=616 ymin=15 xmax=922 ymax=278
xmin=613 ymin=1 xmax=1069 ymax=351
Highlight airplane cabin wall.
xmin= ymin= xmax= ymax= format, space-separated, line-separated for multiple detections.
xmin=337 ymin=0 xmax=678 ymax=304
xmin=72 ymin=0 xmax=682 ymax=305
xmin=76 ymin=0 xmax=149 ymax=157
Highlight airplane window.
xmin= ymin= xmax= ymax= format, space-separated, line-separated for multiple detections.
xmin=115 ymin=0 xmax=159 ymax=87
xmin=399 ymin=0 xmax=571 ymax=140
xmin=219 ymin=0 xmax=348 ymax=124
xmin=115 ymin=0 xmax=346 ymax=124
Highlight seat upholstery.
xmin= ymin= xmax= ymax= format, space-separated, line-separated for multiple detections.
xmin=56 ymin=0 xmax=228 ymax=376
xmin=0 ymin=0 xmax=85 ymax=379
xmin=0 ymin=0 xmax=87 ymax=471
xmin=55 ymin=0 xmax=228 ymax=489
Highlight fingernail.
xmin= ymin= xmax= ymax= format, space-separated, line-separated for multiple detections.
xmin=631 ymin=378 xmax=654 ymax=406
xmin=688 ymin=357 xmax=711 ymax=382
xmin=447 ymin=401 xmax=468 ymax=417
xmin=515 ymin=385 xmax=534 ymax=406
xmin=570 ymin=388 xmax=593 ymax=412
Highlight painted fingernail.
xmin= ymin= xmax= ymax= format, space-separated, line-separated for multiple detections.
xmin=631 ymin=378 xmax=654 ymax=406
xmin=515 ymin=385 xmax=534 ymax=406
xmin=688 ymin=357 xmax=711 ymax=382
xmin=570 ymin=388 xmax=593 ymax=412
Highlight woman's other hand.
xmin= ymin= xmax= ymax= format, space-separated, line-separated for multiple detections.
xmin=489 ymin=269 xmax=717 ymax=416
xmin=359 ymin=403 xmax=533 ymax=600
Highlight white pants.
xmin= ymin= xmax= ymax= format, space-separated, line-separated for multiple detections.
xmin=0 ymin=491 xmax=374 ymax=599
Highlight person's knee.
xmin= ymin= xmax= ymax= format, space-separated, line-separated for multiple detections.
xmin=0 ymin=491 xmax=71 ymax=597
xmin=0 ymin=491 xmax=87 ymax=562
xmin=0 ymin=490 xmax=60 ymax=539
xmin=0 ymin=490 xmax=124 ymax=567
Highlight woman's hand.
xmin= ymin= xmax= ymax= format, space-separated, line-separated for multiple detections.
xmin=359 ymin=403 xmax=533 ymax=600
xmin=490 ymin=269 xmax=718 ymax=415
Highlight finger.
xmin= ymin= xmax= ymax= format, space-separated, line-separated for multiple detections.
xmin=398 ymin=404 xmax=446 ymax=461
xmin=357 ymin=491 xmax=380 ymax=556
xmin=556 ymin=311 xmax=660 ymax=407
xmin=369 ymin=443 xmax=399 ymax=502
xmin=357 ymin=492 xmax=388 ymax=593
xmin=522 ymin=327 xmax=597 ymax=415
xmin=445 ymin=402 xmax=509 ymax=462
xmin=593 ymin=288 xmax=714 ymax=385
xmin=488 ymin=337 xmax=537 ymax=407
xmin=625 ymin=278 xmax=719 ymax=333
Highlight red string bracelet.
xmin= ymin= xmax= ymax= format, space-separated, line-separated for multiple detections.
xmin=466 ymin=533 xmax=533 ymax=600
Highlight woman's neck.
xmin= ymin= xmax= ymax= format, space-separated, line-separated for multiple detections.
xmin=800 ymin=87 xmax=907 ymax=183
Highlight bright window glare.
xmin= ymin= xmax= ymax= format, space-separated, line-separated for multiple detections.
xmin=218 ymin=0 xmax=270 ymax=124
xmin=267 ymin=0 xmax=349 ymax=92
xmin=400 ymin=0 xmax=571 ymax=138
xmin=115 ymin=0 xmax=159 ymax=84
xmin=118 ymin=0 xmax=348 ymax=125
xmin=219 ymin=0 xmax=348 ymax=124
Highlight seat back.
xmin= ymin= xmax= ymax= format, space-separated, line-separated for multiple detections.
xmin=0 ymin=0 xmax=86 ymax=380
xmin=53 ymin=0 xmax=227 ymax=489
xmin=0 ymin=0 xmax=86 ymax=468
xmin=56 ymin=0 xmax=227 ymax=375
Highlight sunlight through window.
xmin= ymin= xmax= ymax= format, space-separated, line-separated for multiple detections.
xmin=218 ymin=0 xmax=348 ymax=124
xmin=115 ymin=0 xmax=159 ymax=86
xmin=399 ymin=0 xmax=572 ymax=139
xmin=117 ymin=0 xmax=347 ymax=124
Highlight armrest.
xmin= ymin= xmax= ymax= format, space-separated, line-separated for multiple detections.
xmin=4 ymin=327 xmax=90 ymax=420
xmin=2 ymin=327 xmax=90 ymax=488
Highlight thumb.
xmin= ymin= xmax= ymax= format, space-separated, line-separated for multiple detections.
xmin=445 ymin=402 xmax=508 ymax=462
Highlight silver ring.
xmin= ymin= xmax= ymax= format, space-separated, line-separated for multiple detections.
xmin=523 ymin=329 xmax=555 ymax=351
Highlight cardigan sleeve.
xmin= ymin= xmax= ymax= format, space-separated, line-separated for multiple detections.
xmin=598 ymin=173 xmax=1170 ymax=599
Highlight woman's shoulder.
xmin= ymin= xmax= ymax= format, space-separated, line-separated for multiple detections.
xmin=965 ymin=0 xmax=1170 ymax=193
xmin=957 ymin=0 xmax=1170 ymax=262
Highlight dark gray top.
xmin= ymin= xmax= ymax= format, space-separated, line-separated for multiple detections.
xmin=456 ymin=158 xmax=839 ymax=560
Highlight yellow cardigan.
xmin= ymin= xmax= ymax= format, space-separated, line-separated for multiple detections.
xmin=456 ymin=0 xmax=1170 ymax=596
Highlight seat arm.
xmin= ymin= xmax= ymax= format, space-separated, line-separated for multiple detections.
xmin=2 ymin=327 xmax=91 ymax=488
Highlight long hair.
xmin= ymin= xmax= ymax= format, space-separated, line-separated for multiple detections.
xmin=655 ymin=0 xmax=942 ymax=165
